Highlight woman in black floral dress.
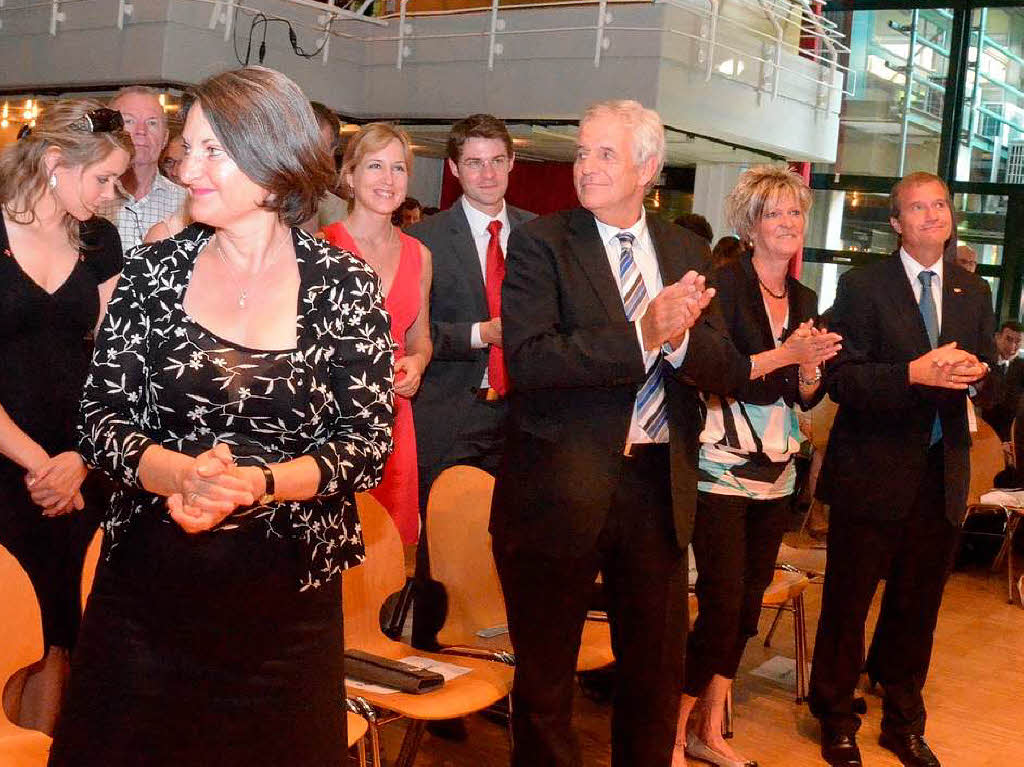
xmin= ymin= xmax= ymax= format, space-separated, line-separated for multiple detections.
xmin=49 ymin=68 xmax=393 ymax=766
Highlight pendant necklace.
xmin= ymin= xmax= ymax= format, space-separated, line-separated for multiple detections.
xmin=213 ymin=234 xmax=285 ymax=309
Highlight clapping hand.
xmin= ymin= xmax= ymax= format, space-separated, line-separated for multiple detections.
xmin=642 ymin=271 xmax=716 ymax=351
xmin=782 ymin=320 xmax=843 ymax=367
xmin=26 ymin=451 xmax=88 ymax=517
xmin=909 ymin=342 xmax=987 ymax=389
xmin=167 ymin=443 xmax=256 ymax=534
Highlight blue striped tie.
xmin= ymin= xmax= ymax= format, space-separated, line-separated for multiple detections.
xmin=616 ymin=232 xmax=668 ymax=442
xmin=918 ymin=270 xmax=942 ymax=445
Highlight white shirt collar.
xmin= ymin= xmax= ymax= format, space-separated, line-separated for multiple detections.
xmin=594 ymin=208 xmax=648 ymax=249
xmin=461 ymin=196 xmax=509 ymax=238
xmin=900 ymin=246 xmax=944 ymax=290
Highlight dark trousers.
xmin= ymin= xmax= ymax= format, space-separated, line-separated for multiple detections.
xmin=808 ymin=445 xmax=958 ymax=737
xmin=411 ymin=396 xmax=506 ymax=649
xmin=494 ymin=447 xmax=687 ymax=767
xmin=685 ymin=491 xmax=792 ymax=695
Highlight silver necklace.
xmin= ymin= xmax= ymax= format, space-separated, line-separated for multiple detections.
xmin=212 ymin=234 xmax=285 ymax=309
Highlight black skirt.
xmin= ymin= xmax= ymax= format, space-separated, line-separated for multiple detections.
xmin=49 ymin=510 xmax=346 ymax=767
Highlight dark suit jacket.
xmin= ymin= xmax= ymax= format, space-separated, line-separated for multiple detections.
xmin=712 ymin=253 xmax=825 ymax=410
xmin=817 ymin=254 xmax=997 ymax=525
xmin=490 ymin=208 xmax=751 ymax=558
xmin=408 ymin=199 xmax=535 ymax=468
xmin=981 ymin=356 xmax=1024 ymax=441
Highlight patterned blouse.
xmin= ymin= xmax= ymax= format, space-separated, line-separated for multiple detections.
xmin=77 ymin=223 xmax=394 ymax=590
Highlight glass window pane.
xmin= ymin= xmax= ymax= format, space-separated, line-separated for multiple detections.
xmin=805 ymin=189 xmax=896 ymax=254
xmin=957 ymin=8 xmax=1024 ymax=183
xmin=814 ymin=9 xmax=952 ymax=177
xmin=797 ymin=261 xmax=857 ymax=315
xmin=953 ymin=192 xmax=1006 ymax=266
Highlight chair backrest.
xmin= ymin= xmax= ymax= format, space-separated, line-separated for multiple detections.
xmin=0 ymin=545 xmax=43 ymax=720
xmin=426 ymin=466 xmax=507 ymax=647
xmin=969 ymin=417 xmax=1004 ymax=505
xmin=343 ymin=493 xmax=408 ymax=656
xmin=79 ymin=529 xmax=103 ymax=610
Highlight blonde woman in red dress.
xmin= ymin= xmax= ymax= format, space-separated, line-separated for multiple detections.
xmin=324 ymin=123 xmax=432 ymax=543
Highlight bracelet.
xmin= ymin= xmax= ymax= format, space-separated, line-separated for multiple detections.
xmin=258 ymin=465 xmax=276 ymax=504
xmin=799 ymin=366 xmax=822 ymax=386
xmin=750 ymin=355 xmax=759 ymax=378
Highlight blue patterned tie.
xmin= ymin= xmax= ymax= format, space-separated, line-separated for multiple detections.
xmin=918 ymin=270 xmax=942 ymax=445
xmin=616 ymin=232 xmax=668 ymax=442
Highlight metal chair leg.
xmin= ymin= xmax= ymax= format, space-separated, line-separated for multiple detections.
xmin=369 ymin=724 xmax=382 ymax=767
xmin=764 ymin=605 xmax=785 ymax=648
xmin=723 ymin=685 xmax=734 ymax=739
xmin=356 ymin=738 xmax=367 ymax=767
xmin=794 ymin=592 xmax=808 ymax=703
xmin=1006 ymin=515 xmax=1022 ymax=604
xmin=506 ymin=693 xmax=515 ymax=753
xmin=395 ymin=719 xmax=426 ymax=767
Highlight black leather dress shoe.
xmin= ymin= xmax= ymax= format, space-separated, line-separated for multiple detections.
xmin=879 ymin=732 xmax=941 ymax=766
xmin=821 ymin=730 xmax=862 ymax=766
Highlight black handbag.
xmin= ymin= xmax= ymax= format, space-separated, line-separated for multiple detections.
xmin=344 ymin=650 xmax=445 ymax=694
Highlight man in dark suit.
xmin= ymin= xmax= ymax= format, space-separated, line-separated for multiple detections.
xmin=810 ymin=172 xmax=995 ymax=767
xmin=408 ymin=114 xmax=534 ymax=650
xmin=491 ymin=100 xmax=750 ymax=767
xmin=980 ymin=320 xmax=1024 ymax=452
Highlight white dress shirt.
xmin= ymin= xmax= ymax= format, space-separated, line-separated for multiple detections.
xmin=463 ymin=197 xmax=511 ymax=386
xmin=900 ymin=247 xmax=943 ymax=330
xmin=594 ymin=210 xmax=689 ymax=445
xmin=99 ymin=172 xmax=187 ymax=253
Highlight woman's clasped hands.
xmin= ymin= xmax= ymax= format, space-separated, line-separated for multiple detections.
xmin=167 ymin=443 xmax=259 ymax=534
xmin=25 ymin=451 xmax=88 ymax=517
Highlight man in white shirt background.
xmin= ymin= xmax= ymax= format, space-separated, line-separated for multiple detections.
xmin=100 ymin=86 xmax=185 ymax=252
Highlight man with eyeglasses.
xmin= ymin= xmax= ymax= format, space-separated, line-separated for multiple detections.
xmin=99 ymin=86 xmax=185 ymax=251
xmin=407 ymin=114 xmax=534 ymax=653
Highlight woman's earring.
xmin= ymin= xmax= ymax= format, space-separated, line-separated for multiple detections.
xmin=48 ymin=173 xmax=57 ymax=190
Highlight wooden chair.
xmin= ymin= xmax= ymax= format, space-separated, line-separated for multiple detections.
xmin=343 ymin=493 xmax=514 ymax=767
xmin=426 ymin=465 xmax=614 ymax=673
xmin=962 ymin=417 xmax=1024 ymax=602
xmin=688 ymin=564 xmax=810 ymax=739
xmin=0 ymin=544 xmax=52 ymax=765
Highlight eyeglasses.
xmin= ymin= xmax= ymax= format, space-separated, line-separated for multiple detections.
xmin=70 ymin=108 xmax=125 ymax=134
xmin=460 ymin=156 xmax=510 ymax=173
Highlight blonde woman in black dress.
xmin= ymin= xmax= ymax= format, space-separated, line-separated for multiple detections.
xmin=0 ymin=100 xmax=131 ymax=734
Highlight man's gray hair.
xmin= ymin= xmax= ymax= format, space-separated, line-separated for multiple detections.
xmin=110 ymin=86 xmax=168 ymax=127
xmin=580 ymin=100 xmax=665 ymax=189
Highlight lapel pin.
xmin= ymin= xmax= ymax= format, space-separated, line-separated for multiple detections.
xmin=953 ymin=287 xmax=963 ymax=293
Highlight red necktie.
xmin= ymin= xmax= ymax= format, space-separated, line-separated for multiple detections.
xmin=485 ymin=219 xmax=508 ymax=395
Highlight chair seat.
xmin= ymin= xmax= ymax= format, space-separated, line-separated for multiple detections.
xmin=0 ymin=727 xmax=51 ymax=767
xmin=761 ymin=569 xmax=809 ymax=607
xmin=345 ymin=640 xmax=513 ymax=721
xmin=577 ymin=619 xmax=614 ymax=672
xmin=346 ymin=711 xmax=368 ymax=749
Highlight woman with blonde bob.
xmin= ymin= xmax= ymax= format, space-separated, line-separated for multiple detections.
xmin=0 ymin=99 xmax=131 ymax=734
xmin=323 ymin=123 xmax=432 ymax=544
xmin=49 ymin=68 xmax=393 ymax=766
xmin=673 ymin=166 xmax=842 ymax=767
